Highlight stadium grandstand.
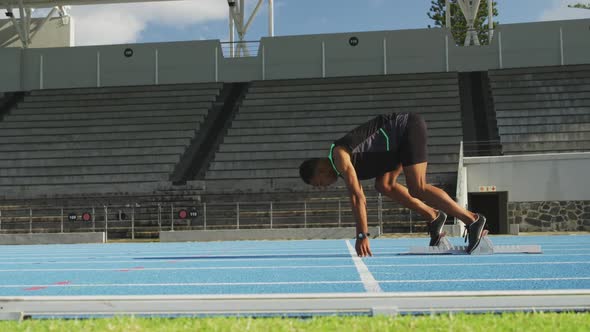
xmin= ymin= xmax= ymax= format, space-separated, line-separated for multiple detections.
xmin=0 ymin=0 xmax=588 ymax=320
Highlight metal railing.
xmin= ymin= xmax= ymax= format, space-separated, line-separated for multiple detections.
xmin=220 ymin=41 xmax=260 ymax=58
xmin=0 ymin=196 xmax=425 ymax=240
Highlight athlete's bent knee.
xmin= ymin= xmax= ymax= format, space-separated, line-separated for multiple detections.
xmin=408 ymin=184 xmax=426 ymax=199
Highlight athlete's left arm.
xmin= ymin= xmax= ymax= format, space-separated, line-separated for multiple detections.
xmin=334 ymin=146 xmax=373 ymax=257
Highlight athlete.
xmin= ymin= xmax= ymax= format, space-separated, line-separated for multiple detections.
xmin=299 ymin=112 xmax=486 ymax=257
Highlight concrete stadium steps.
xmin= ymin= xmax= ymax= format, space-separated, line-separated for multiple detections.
xmin=0 ymin=155 xmax=180 ymax=168
xmin=251 ymin=72 xmax=458 ymax=87
xmin=204 ymin=164 xmax=458 ymax=180
xmin=0 ymin=138 xmax=189 ymax=152
xmin=0 ymin=82 xmax=223 ymax=195
xmin=0 ymin=123 xmax=200 ymax=136
xmin=493 ymin=99 xmax=590 ymax=111
xmin=229 ymin=117 xmax=461 ymax=129
xmin=0 ymin=115 xmax=204 ymax=129
xmin=234 ymin=108 xmax=460 ymax=121
xmin=13 ymin=103 xmax=211 ymax=115
xmin=217 ymin=142 xmax=460 ymax=153
xmin=4 ymin=109 xmax=209 ymax=122
xmin=0 ymin=173 xmax=169 ymax=186
xmin=498 ymin=123 xmax=590 ymax=135
xmin=28 ymin=83 xmax=223 ymax=96
xmin=489 ymin=65 xmax=590 ymax=155
xmin=241 ymin=91 xmax=459 ymax=106
xmin=24 ymin=89 xmax=221 ymax=103
xmin=495 ymin=108 xmax=589 ymax=118
xmin=493 ymin=91 xmax=590 ymax=103
xmin=0 ymin=164 xmax=174 ymax=177
xmin=19 ymin=95 xmax=216 ymax=109
xmin=239 ymin=99 xmax=460 ymax=112
xmin=213 ymin=146 xmax=459 ymax=162
xmin=490 ymin=84 xmax=590 ymax=96
xmin=496 ymin=114 xmax=590 ymax=126
xmin=227 ymin=125 xmax=459 ymax=137
xmin=203 ymin=173 xmax=457 ymax=193
xmin=502 ymin=141 xmax=590 ymax=154
xmin=0 ymin=131 xmax=195 ymax=144
xmin=222 ymin=133 xmax=461 ymax=145
xmin=500 ymin=132 xmax=590 ymax=143
xmin=0 ymin=147 xmax=185 ymax=160
xmin=246 ymin=84 xmax=458 ymax=99
xmin=208 ymin=155 xmax=458 ymax=171
xmin=204 ymin=73 xmax=463 ymax=193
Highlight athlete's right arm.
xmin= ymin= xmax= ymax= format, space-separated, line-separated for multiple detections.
xmin=333 ymin=146 xmax=372 ymax=257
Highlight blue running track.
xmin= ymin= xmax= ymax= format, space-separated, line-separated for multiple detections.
xmin=0 ymin=235 xmax=588 ymax=297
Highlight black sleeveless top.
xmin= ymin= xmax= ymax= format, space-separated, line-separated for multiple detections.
xmin=329 ymin=113 xmax=409 ymax=180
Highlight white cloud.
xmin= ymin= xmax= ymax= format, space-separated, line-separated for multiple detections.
xmin=539 ymin=0 xmax=590 ymax=21
xmin=69 ymin=0 xmax=228 ymax=46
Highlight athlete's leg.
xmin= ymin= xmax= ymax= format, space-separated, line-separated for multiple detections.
xmin=403 ymin=162 xmax=476 ymax=225
xmin=375 ymin=164 xmax=437 ymax=221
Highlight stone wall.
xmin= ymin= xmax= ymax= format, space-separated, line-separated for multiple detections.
xmin=508 ymin=201 xmax=590 ymax=232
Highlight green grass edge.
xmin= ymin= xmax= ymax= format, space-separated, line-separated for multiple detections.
xmin=1 ymin=312 xmax=589 ymax=332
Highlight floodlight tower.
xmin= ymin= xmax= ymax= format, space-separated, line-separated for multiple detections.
xmin=227 ymin=0 xmax=275 ymax=57
xmin=448 ymin=0 xmax=495 ymax=46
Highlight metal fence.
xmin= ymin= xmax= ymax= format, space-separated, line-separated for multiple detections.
xmin=220 ymin=41 xmax=260 ymax=58
xmin=0 ymin=195 xmax=428 ymax=240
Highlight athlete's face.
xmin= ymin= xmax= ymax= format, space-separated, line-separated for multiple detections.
xmin=310 ymin=171 xmax=337 ymax=189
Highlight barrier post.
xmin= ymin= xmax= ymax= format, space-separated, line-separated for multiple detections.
xmin=304 ymin=201 xmax=308 ymax=228
xmin=131 ymin=206 xmax=135 ymax=240
xmin=104 ymin=206 xmax=109 ymax=242
xmin=270 ymin=202 xmax=273 ymax=229
xmin=203 ymin=203 xmax=207 ymax=230
xmin=60 ymin=207 xmax=64 ymax=233
xmin=236 ymin=202 xmax=240 ymax=230
xmin=338 ymin=199 xmax=342 ymax=227
xmin=171 ymin=203 xmax=174 ymax=232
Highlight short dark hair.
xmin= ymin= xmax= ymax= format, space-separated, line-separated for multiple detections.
xmin=299 ymin=158 xmax=322 ymax=184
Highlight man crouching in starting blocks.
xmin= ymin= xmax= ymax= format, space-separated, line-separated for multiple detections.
xmin=299 ymin=113 xmax=487 ymax=256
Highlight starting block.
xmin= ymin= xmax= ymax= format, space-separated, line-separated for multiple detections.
xmin=407 ymin=231 xmax=542 ymax=255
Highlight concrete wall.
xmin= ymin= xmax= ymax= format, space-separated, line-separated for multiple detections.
xmin=464 ymin=152 xmax=590 ymax=232
xmin=0 ymin=16 xmax=72 ymax=49
xmin=0 ymin=232 xmax=106 ymax=245
xmin=464 ymin=152 xmax=590 ymax=202
xmin=160 ymin=226 xmax=381 ymax=242
xmin=1 ymin=18 xmax=589 ymax=92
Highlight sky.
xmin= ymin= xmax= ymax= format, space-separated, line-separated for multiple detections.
xmin=27 ymin=0 xmax=590 ymax=46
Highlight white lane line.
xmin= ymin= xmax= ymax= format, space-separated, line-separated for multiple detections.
xmin=1 ymin=260 xmax=589 ymax=272
xmin=3 ymin=254 xmax=590 ymax=266
xmin=2 ymin=277 xmax=590 ymax=289
xmin=0 ymin=248 xmax=358 ymax=257
xmin=379 ymin=277 xmax=590 ymax=283
xmin=0 ymin=281 xmax=362 ymax=288
xmin=345 ymin=240 xmax=382 ymax=293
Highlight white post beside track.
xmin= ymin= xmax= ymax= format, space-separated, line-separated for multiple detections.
xmin=236 ymin=202 xmax=240 ymax=230
xmin=203 ymin=203 xmax=207 ymax=230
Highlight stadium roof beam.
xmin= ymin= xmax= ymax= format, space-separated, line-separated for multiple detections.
xmin=227 ymin=0 xmax=274 ymax=57
xmin=0 ymin=0 xmax=179 ymax=48
xmin=453 ymin=0 xmax=495 ymax=46
xmin=457 ymin=0 xmax=482 ymax=46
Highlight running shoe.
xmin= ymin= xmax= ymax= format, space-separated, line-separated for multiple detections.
xmin=464 ymin=214 xmax=487 ymax=254
xmin=428 ymin=211 xmax=447 ymax=246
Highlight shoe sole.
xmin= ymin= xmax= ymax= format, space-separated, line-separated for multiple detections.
xmin=429 ymin=221 xmax=446 ymax=246
xmin=467 ymin=219 xmax=487 ymax=254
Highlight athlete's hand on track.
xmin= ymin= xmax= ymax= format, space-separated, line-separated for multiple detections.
xmin=355 ymin=238 xmax=373 ymax=257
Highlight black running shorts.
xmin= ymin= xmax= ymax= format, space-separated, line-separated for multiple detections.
xmin=399 ymin=113 xmax=428 ymax=166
